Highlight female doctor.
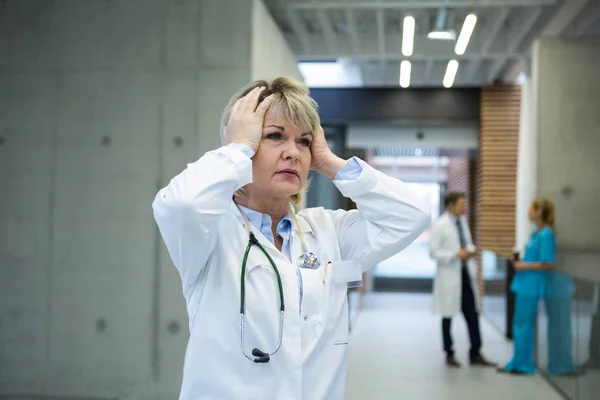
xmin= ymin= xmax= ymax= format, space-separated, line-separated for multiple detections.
xmin=152 ymin=77 xmax=431 ymax=400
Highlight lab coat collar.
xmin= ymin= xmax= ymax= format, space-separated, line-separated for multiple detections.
xmin=292 ymin=211 xmax=315 ymax=237
xmin=229 ymin=201 xmax=314 ymax=236
xmin=444 ymin=211 xmax=462 ymax=224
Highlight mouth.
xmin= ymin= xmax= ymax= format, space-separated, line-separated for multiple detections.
xmin=277 ymin=169 xmax=299 ymax=178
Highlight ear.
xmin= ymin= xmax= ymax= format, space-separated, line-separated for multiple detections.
xmin=221 ymin=125 xmax=229 ymax=145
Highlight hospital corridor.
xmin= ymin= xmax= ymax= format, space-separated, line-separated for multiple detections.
xmin=344 ymin=293 xmax=562 ymax=400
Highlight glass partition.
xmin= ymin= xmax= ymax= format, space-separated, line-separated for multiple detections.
xmin=537 ymin=272 xmax=600 ymax=400
xmin=482 ymin=251 xmax=511 ymax=337
xmin=480 ymin=250 xmax=600 ymax=400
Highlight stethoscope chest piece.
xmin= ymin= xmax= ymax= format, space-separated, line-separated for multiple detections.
xmin=297 ymin=251 xmax=320 ymax=269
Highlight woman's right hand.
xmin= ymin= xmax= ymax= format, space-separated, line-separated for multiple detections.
xmin=222 ymin=86 xmax=275 ymax=152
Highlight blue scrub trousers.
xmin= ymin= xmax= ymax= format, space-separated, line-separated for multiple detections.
xmin=506 ymin=294 xmax=577 ymax=374
xmin=505 ymin=294 xmax=540 ymax=374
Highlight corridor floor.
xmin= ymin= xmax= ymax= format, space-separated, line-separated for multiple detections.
xmin=344 ymin=292 xmax=564 ymax=400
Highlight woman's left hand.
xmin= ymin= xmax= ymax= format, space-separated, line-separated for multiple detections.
xmin=310 ymin=126 xmax=346 ymax=180
xmin=310 ymin=126 xmax=333 ymax=169
xmin=514 ymin=261 xmax=527 ymax=270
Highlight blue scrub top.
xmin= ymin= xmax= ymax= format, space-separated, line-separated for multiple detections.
xmin=510 ymin=226 xmax=556 ymax=297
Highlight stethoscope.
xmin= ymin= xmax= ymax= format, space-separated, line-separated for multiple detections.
xmin=236 ymin=203 xmax=319 ymax=363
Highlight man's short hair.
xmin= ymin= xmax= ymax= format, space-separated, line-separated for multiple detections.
xmin=443 ymin=191 xmax=465 ymax=208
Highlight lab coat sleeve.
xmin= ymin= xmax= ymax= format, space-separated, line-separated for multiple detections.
xmin=330 ymin=157 xmax=431 ymax=270
xmin=429 ymin=220 xmax=456 ymax=265
xmin=152 ymin=143 xmax=254 ymax=290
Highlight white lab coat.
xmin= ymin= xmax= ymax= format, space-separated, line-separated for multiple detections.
xmin=152 ymin=144 xmax=430 ymax=400
xmin=430 ymin=212 xmax=480 ymax=317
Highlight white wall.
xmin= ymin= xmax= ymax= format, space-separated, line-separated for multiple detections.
xmin=346 ymin=124 xmax=479 ymax=149
xmin=515 ymin=77 xmax=536 ymax=252
xmin=251 ymin=0 xmax=304 ymax=82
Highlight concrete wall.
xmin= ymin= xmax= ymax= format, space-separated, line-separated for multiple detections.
xmin=532 ymin=37 xmax=600 ymax=283
xmin=0 ymin=0 xmax=284 ymax=397
xmin=251 ymin=0 xmax=304 ymax=83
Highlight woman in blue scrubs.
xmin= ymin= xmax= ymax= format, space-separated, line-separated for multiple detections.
xmin=498 ymin=198 xmax=560 ymax=374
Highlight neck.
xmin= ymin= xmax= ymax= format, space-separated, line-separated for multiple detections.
xmin=234 ymin=196 xmax=290 ymax=226
xmin=535 ymin=220 xmax=544 ymax=229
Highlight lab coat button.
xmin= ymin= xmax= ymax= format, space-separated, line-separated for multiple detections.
xmin=303 ymin=315 xmax=308 ymax=321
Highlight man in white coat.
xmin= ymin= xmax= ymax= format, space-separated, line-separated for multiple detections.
xmin=430 ymin=191 xmax=495 ymax=368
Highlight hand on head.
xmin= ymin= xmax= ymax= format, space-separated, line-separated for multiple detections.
xmin=223 ymin=86 xmax=275 ymax=152
xmin=223 ymin=85 xmax=335 ymax=176
xmin=309 ymin=125 xmax=334 ymax=173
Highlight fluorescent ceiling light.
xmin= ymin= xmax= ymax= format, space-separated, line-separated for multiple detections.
xmin=455 ymin=14 xmax=477 ymax=55
xmin=427 ymin=30 xmax=456 ymax=40
xmin=443 ymin=60 xmax=459 ymax=88
xmin=399 ymin=60 xmax=411 ymax=88
xmin=402 ymin=16 xmax=415 ymax=56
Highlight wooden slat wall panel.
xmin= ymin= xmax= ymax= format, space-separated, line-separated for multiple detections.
xmin=446 ymin=155 xmax=470 ymax=203
xmin=476 ymin=85 xmax=521 ymax=302
xmin=446 ymin=155 xmax=477 ymax=237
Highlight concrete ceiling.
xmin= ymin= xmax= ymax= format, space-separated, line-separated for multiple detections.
xmin=264 ymin=0 xmax=600 ymax=87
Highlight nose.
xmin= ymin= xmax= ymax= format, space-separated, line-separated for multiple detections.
xmin=282 ymin=138 xmax=300 ymax=161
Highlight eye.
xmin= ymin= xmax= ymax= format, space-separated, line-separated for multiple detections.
xmin=299 ymin=138 xmax=311 ymax=147
xmin=265 ymin=132 xmax=282 ymax=141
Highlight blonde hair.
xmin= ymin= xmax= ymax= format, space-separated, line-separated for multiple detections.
xmin=532 ymin=197 xmax=556 ymax=232
xmin=220 ymin=77 xmax=320 ymax=205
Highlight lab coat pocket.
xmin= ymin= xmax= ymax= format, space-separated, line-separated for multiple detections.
xmin=324 ymin=261 xmax=353 ymax=345
xmin=300 ymin=266 xmax=326 ymax=337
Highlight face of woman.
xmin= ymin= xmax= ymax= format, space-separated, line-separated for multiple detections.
xmin=528 ymin=205 xmax=541 ymax=222
xmin=248 ymin=109 xmax=312 ymax=201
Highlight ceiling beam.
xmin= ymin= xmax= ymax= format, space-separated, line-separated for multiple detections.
xmin=575 ymin=1 xmax=600 ymax=36
xmin=315 ymin=9 xmax=338 ymax=53
xmin=423 ymin=59 xmax=435 ymax=83
xmin=376 ymin=9 xmax=386 ymax=55
xmin=286 ymin=0 xmax=556 ymax=11
xmin=298 ymin=52 xmax=523 ymax=61
xmin=488 ymin=7 xmax=543 ymax=81
xmin=540 ymin=0 xmax=591 ymax=36
xmin=344 ymin=10 xmax=364 ymax=84
xmin=502 ymin=0 xmax=593 ymax=81
xmin=285 ymin=9 xmax=311 ymax=54
xmin=345 ymin=9 xmax=361 ymax=54
xmin=466 ymin=8 xmax=510 ymax=81
xmin=376 ymin=6 xmax=386 ymax=85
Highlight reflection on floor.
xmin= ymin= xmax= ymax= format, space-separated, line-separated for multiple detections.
xmin=345 ymin=292 xmax=563 ymax=400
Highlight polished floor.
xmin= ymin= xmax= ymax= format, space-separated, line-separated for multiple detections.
xmin=345 ymin=292 xmax=564 ymax=400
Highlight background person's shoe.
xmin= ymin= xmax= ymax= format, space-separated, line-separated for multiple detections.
xmin=470 ymin=354 xmax=496 ymax=367
xmin=446 ymin=356 xmax=461 ymax=368
xmin=497 ymin=367 xmax=527 ymax=375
